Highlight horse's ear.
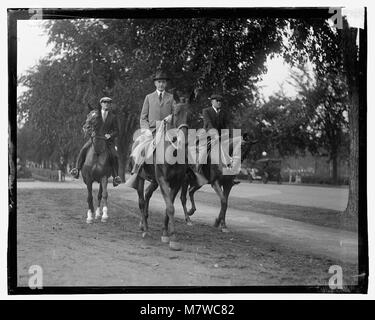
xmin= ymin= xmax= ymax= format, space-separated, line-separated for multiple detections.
xmin=188 ymin=87 xmax=201 ymax=104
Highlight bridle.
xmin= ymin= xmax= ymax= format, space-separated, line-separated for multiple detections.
xmin=164 ymin=109 xmax=189 ymax=150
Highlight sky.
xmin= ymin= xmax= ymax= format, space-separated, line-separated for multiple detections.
xmin=17 ymin=20 xmax=52 ymax=78
xmin=17 ymin=19 xmax=297 ymax=100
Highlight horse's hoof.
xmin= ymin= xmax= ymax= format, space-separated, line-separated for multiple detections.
xmin=169 ymin=241 xmax=182 ymax=251
xmin=161 ymin=236 xmax=170 ymax=243
xmin=101 ymin=217 xmax=108 ymax=223
xmin=95 ymin=209 xmax=101 ymax=220
xmin=186 ymin=220 xmax=193 ymax=227
xmin=86 ymin=218 xmax=93 ymax=224
xmin=188 ymin=209 xmax=196 ymax=216
xmin=214 ymin=219 xmax=220 ymax=228
xmin=221 ymin=227 xmax=229 ymax=233
xmin=142 ymin=232 xmax=150 ymax=238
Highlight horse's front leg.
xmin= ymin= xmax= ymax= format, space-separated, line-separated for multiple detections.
xmin=220 ymin=182 xmax=233 ymax=233
xmin=100 ymin=176 xmax=109 ymax=222
xmin=86 ymin=182 xmax=95 ymax=224
xmin=180 ymin=177 xmax=193 ymax=226
xmin=158 ymin=177 xmax=181 ymax=251
xmin=95 ymin=182 xmax=103 ymax=220
xmin=136 ymin=178 xmax=148 ymax=236
xmin=211 ymin=180 xmax=228 ymax=232
xmin=144 ymin=180 xmax=158 ymax=220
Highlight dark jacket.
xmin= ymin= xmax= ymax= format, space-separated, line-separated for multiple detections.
xmin=97 ymin=110 xmax=119 ymax=145
xmin=202 ymin=107 xmax=231 ymax=133
xmin=84 ymin=109 xmax=118 ymax=145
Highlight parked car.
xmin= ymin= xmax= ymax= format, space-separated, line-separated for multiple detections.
xmin=246 ymin=167 xmax=263 ymax=182
xmin=248 ymin=158 xmax=282 ymax=184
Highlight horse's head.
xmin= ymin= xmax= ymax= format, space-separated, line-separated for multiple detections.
xmin=172 ymin=91 xmax=190 ymax=141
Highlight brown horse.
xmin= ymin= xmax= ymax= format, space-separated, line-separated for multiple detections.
xmin=132 ymin=97 xmax=190 ymax=251
xmin=81 ymin=133 xmax=112 ymax=224
xmin=180 ymin=135 xmax=255 ymax=232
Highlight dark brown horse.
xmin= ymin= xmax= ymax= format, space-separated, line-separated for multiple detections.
xmin=133 ymin=98 xmax=190 ymax=250
xmin=81 ymin=132 xmax=112 ymax=224
xmin=180 ymin=135 xmax=255 ymax=232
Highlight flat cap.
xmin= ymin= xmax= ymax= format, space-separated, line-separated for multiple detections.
xmin=100 ymin=97 xmax=112 ymax=103
xmin=210 ymin=94 xmax=223 ymax=101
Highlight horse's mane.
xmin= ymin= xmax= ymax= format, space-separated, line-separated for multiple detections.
xmin=85 ymin=109 xmax=102 ymax=137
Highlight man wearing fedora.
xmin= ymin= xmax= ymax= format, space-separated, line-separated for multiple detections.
xmin=202 ymin=94 xmax=229 ymax=134
xmin=126 ymin=70 xmax=174 ymax=188
xmin=200 ymin=93 xmax=240 ymax=184
xmin=140 ymin=70 xmax=174 ymax=133
xmin=70 ymin=97 xmax=122 ymax=187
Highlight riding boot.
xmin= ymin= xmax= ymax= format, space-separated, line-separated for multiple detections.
xmin=112 ymin=156 xmax=122 ymax=187
xmin=70 ymin=144 xmax=89 ymax=179
xmin=125 ymin=163 xmax=141 ymax=189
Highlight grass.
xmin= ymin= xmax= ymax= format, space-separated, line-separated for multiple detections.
xmin=192 ymin=191 xmax=358 ymax=232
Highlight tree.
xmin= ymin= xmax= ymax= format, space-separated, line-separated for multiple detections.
xmin=341 ymin=18 xmax=362 ymax=217
xmin=290 ymin=67 xmax=349 ymax=184
xmin=283 ymin=16 xmax=361 ymax=210
xmin=18 ymin=17 xmax=287 ymax=179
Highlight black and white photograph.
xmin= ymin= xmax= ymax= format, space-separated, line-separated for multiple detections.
xmin=8 ymin=5 xmax=369 ymax=295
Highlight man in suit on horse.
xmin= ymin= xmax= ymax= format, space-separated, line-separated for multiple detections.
xmin=200 ymin=93 xmax=240 ymax=184
xmin=202 ymin=94 xmax=230 ymax=134
xmin=127 ymin=70 xmax=174 ymax=182
xmin=70 ymin=97 xmax=122 ymax=187
xmin=140 ymin=70 xmax=175 ymax=133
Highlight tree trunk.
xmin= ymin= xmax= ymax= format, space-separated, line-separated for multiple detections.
xmin=344 ymin=89 xmax=359 ymax=216
xmin=331 ymin=152 xmax=338 ymax=185
xmin=342 ymin=18 xmax=362 ymax=217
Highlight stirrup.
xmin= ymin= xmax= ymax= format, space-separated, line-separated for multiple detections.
xmin=70 ymin=168 xmax=79 ymax=179
xmin=113 ymin=176 xmax=122 ymax=187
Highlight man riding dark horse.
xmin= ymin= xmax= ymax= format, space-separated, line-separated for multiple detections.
xmin=199 ymin=93 xmax=240 ymax=185
xmin=70 ymin=97 xmax=122 ymax=187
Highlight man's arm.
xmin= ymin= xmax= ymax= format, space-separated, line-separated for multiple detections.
xmin=108 ymin=115 xmax=119 ymax=138
xmin=140 ymin=95 xmax=150 ymax=130
xmin=222 ymin=110 xmax=233 ymax=130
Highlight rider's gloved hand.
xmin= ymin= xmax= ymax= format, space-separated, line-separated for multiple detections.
xmin=142 ymin=129 xmax=153 ymax=138
xmin=105 ymin=134 xmax=111 ymax=140
xmin=164 ymin=114 xmax=172 ymax=123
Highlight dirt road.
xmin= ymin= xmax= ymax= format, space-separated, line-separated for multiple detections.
xmin=16 ymin=180 xmax=358 ymax=289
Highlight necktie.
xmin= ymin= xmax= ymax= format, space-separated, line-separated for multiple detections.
xmin=159 ymin=92 xmax=162 ymax=103
xmin=102 ymin=111 xmax=107 ymax=122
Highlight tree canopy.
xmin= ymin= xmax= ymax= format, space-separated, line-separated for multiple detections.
xmin=17 ymin=15 xmax=353 ymax=184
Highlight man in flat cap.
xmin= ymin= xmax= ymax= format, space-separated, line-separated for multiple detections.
xmin=70 ymin=97 xmax=122 ymax=186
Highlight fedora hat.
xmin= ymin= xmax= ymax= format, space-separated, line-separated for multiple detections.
xmin=153 ymin=70 xmax=169 ymax=81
